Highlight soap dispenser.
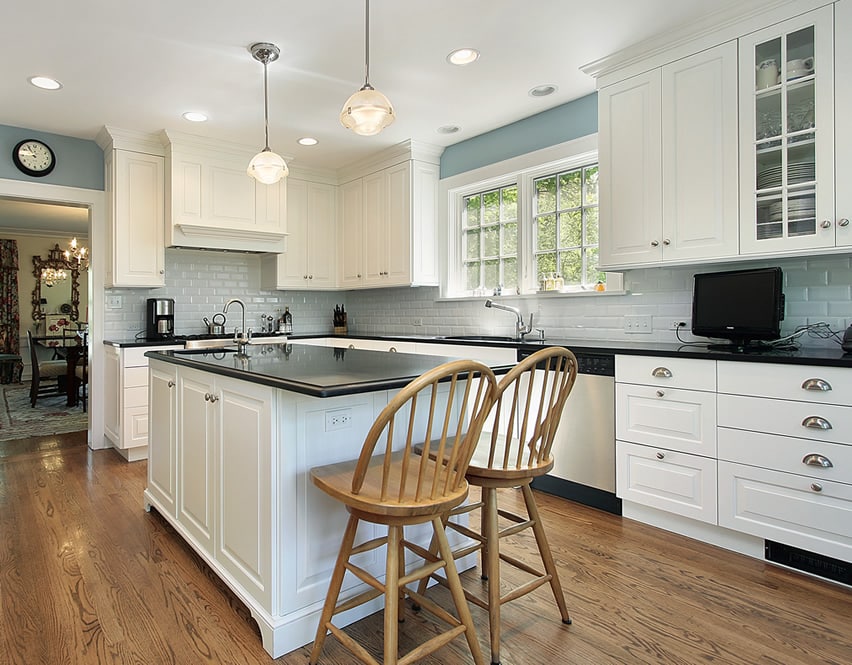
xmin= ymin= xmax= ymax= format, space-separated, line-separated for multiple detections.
xmin=282 ymin=306 xmax=293 ymax=334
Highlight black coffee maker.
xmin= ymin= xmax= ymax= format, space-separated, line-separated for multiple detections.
xmin=146 ymin=298 xmax=175 ymax=340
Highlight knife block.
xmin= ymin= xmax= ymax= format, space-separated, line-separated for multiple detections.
xmin=333 ymin=325 xmax=348 ymax=335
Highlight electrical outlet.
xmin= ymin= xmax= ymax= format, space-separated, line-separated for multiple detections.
xmin=325 ymin=409 xmax=353 ymax=431
xmin=106 ymin=295 xmax=122 ymax=309
xmin=412 ymin=318 xmax=423 ymax=326
xmin=670 ymin=320 xmax=687 ymax=330
xmin=624 ymin=315 xmax=653 ymax=333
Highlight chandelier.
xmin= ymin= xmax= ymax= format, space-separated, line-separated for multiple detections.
xmin=64 ymin=237 xmax=89 ymax=270
xmin=41 ymin=266 xmax=68 ymax=288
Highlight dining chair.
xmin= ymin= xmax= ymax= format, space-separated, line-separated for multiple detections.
xmin=308 ymin=359 xmax=499 ymax=665
xmin=74 ymin=336 xmax=88 ymax=412
xmin=27 ymin=330 xmax=67 ymax=407
xmin=415 ymin=346 xmax=578 ymax=665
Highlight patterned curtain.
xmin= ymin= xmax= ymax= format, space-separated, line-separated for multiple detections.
xmin=0 ymin=239 xmax=24 ymax=383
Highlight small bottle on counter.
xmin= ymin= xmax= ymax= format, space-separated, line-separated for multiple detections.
xmin=554 ymin=273 xmax=564 ymax=290
xmin=282 ymin=307 xmax=293 ymax=334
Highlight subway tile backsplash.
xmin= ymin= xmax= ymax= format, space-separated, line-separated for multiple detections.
xmin=103 ymin=249 xmax=851 ymax=349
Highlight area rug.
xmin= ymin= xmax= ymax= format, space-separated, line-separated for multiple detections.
xmin=0 ymin=384 xmax=88 ymax=442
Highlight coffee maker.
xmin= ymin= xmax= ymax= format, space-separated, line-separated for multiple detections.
xmin=146 ymin=298 xmax=175 ymax=340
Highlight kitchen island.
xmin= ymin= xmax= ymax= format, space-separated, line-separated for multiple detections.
xmin=144 ymin=343 xmax=509 ymax=658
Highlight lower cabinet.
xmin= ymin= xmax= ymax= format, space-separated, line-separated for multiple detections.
xmin=148 ymin=362 xmax=178 ymax=516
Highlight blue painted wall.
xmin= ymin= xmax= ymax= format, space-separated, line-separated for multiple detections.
xmin=0 ymin=124 xmax=103 ymax=190
xmin=439 ymin=93 xmax=598 ymax=179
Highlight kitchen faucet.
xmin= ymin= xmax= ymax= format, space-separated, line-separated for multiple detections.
xmin=223 ymin=298 xmax=251 ymax=353
xmin=485 ymin=299 xmax=534 ymax=339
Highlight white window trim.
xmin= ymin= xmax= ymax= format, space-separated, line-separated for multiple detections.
xmin=441 ymin=134 xmax=621 ymax=298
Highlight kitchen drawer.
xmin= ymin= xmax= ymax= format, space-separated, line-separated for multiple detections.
xmin=122 ymin=405 xmax=149 ymax=449
xmin=718 ymin=361 xmax=852 ymax=406
xmin=124 ymin=347 xmax=152 ymax=367
xmin=616 ymin=383 xmax=716 ymax=457
xmin=718 ymin=394 xmax=852 ymax=445
xmin=616 ymin=440 xmax=717 ymax=523
xmin=718 ymin=461 xmax=852 ymax=563
xmin=718 ymin=427 xmax=852 ymax=484
xmin=616 ymin=355 xmax=716 ymax=391
xmin=125 ymin=385 xmax=149 ymax=409
xmin=125 ymin=366 xmax=149 ymax=389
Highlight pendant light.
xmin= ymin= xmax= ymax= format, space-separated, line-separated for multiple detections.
xmin=340 ymin=0 xmax=395 ymax=136
xmin=247 ymin=42 xmax=289 ymax=184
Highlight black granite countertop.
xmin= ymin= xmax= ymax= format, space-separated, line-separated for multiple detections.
xmin=146 ymin=344 xmax=513 ymax=398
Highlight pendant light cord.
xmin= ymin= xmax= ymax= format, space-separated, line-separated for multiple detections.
xmin=263 ymin=58 xmax=271 ymax=150
xmin=363 ymin=0 xmax=371 ymax=88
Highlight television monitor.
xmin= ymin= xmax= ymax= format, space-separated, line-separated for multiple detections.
xmin=691 ymin=267 xmax=785 ymax=351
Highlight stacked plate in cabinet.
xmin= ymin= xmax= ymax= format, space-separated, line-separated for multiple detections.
xmin=757 ymin=160 xmax=815 ymax=190
xmin=766 ymin=199 xmax=816 ymax=222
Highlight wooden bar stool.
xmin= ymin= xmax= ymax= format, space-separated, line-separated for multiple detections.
xmin=309 ymin=359 xmax=499 ymax=665
xmin=416 ymin=347 xmax=578 ymax=665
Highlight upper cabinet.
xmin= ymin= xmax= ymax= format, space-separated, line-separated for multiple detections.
xmin=260 ymin=177 xmax=337 ymax=290
xmin=598 ymin=41 xmax=739 ymax=268
xmin=591 ymin=0 xmax=849 ymax=269
xmin=96 ymin=127 xmax=166 ymax=288
xmin=338 ymin=141 xmax=441 ymax=289
xmin=161 ymin=131 xmax=287 ymax=253
xmin=739 ymin=6 xmax=848 ymax=253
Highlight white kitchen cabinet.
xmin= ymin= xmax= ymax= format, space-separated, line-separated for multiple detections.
xmin=339 ymin=154 xmax=440 ymax=289
xmin=738 ymin=6 xmax=842 ymax=254
xmin=835 ymin=0 xmax=852 ymax=241
xmin=148 ymin=362 xmax=178 ymax=517
xmin=96 ymin=127 xmax=166 ymax=288
xmin=261 ymin=178 xmax=336 ymax=290
xmin=599 ymin=41 xmax=738 ymax=268
xmin=326 ymin=337 xmax=417 ymax=353
xmin=161 ymin=130 xmax=287 ymax=253
xmin=104 ymin=344 xmax=180 ymax=461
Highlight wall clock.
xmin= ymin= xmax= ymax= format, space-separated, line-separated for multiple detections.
xmin=12 ymin=138 xmax=56 ymax=177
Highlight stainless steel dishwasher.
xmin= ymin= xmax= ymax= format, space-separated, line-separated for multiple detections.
xmin=521 ymin=348 xmax=621 ymax=514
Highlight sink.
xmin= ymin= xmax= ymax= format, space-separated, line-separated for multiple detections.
xmin=174 ymin=347 xmax=238 ymax=355
xmin=438 ymin=335 xmax=518 ymax=343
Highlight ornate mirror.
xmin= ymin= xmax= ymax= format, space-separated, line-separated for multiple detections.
xmin=32 ymin=244 xmax=80 ymax=323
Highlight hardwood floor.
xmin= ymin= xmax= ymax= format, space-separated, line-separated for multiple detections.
xmin=1 ymin=436 xmax=849 ymax=664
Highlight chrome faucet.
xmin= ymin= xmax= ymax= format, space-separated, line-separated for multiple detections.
xmin=223 ymin=298 xmax=251 ymax=353
xmin=485 ymin=299 xmax=534 ymax=339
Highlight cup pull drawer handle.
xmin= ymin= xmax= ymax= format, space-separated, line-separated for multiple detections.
xmin=802 ymin=454 xmax=833 ymax=468
xmin=656 ymin=452 xmax=665 ymax=460
xmin=651 ymin=367 xmax=672 ymax=378
xmin=802 ymin=416 xmax=832 ymax=430
xmin=801 ymin=378 xmax=832 ymax=392
xmin=388 ymin=347 xmax=397 ymax=352
xmin=811 ymin=483 xmax=823 ymax=493
xmin=656 ymin=390 xmax=665 ymax=397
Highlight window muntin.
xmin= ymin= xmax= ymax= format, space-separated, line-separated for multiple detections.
xmin=462 ymin=185 xmax=518 ymax=293
xmin=533 ymin=164 xmax=602 ymax=287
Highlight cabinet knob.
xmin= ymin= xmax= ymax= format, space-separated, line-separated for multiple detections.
xmin=651 ymin=367 xmax=672 ymax=378
xmin=801 ymin=378 xmax=832 ymax=392
xmin=802 ymin=453 xmax=833 ymax=468
xmin=204 ymin=392 xmax=211 ymax=401
xmin=168 ymin=380 xmax=175 ymax=388
xmin=388 ymin=347 xmax=397 ymax=352
xmin=656 ymin=452 xmax=665 ymax=460
xmin=309 ymin=275 xmax=313 ymax=279
xmin=357 ymin=273 xmax=362 ymax=278
xmin=656 ymin=389 xmax=665 ymax=397
xmin=159 ymin=269 xmax=165 ymax=275
xmin=650 ymin=240 xmax=659 ymax=247
xmin=820 ymin=220 xmax=832 ymax=229
xmin=838 ymin=218 xmax=850 ymax=228
xmin=208 ymin=394 xmax=219 ymax=403
xmin=810 ymin=483 xmax=823 ymax=493
xmin=348 ymin=344 xmax=356 ymax=349
xmin=802 ymin=416 xmax=832 ymax=431
xmin=662 ymin=238 xmax=671 ymax=246
xmin=303 ymin=275 xmax=308 ymax=280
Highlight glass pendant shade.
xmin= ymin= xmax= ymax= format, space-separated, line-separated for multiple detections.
xmin=247 ymin=147 xmax=289 ymax=184
xmin=340 ymin=84 xmax=395 ymax=136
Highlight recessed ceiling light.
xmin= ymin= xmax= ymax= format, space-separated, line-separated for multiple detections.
xmin=447 ymin=48 xmax=480 ymax=66
xmin=297 ymin=137 xmax=318 ymax=146
xmin=437 ymin=125 xmax=460 ymax=135
xmin=529 ymin=84 xmax=558 ymax=98
xmin=182 ymin=111 xmax=208 ymax=122
xmin=29 ymin=76 xmax=62 ymax=90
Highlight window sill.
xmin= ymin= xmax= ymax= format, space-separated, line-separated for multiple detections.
xmin=437 ymin=289 xmax=629 ymax=303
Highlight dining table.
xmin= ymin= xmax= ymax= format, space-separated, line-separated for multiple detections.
xmin=34 ymin=332 xmax=88 ymax=407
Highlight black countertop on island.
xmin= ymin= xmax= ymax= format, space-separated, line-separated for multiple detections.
xmin=146 ymin=344 xmax=513 ymax=398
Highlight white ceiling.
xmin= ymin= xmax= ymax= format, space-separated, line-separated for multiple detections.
xmin=1 ymin=0 xmax=769 ymax=174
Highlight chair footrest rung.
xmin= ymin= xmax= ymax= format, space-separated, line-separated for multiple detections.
xmin=350 ymin=536 xmax=387 ymax=556
xmin=499 ymin=519 xmax=533 ymax=539
xmin=497 ymin=507 xmax=527 ymax=524
xmin=500 ymin=575 xmax=551 ymax=605
xmin=327 ymin=622 xmax=381 ymax=665
xmin=398 ymin=625 xmax=467 ymax=665
xmin=500 ymin=551 xmax=545 ymax=578
xmin=406 ymin=588 xmax=461 ymax=628
xmin=332 ymin=586 xmax=385 ymax=616
xmin=345 ymin=561 xmax=384 ymax=594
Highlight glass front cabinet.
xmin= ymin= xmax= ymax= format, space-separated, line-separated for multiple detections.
xmin=738 ymin=6 xmax=847 ymax=253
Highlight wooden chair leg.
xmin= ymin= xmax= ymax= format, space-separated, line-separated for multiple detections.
xmin=432 ymin=516 xmax=486 ymax=665
xmin=483 ymin=486 xmax=502 ymax=664
xmin=397 ymin=526 xmax=406 ymax=623
xmin=385 ymin=525 xmax=401 ymax=665
xmin=521 ymin=484 xmax=571 ymax=624
xmin=309 ymin=514 xmax=360 ymax=665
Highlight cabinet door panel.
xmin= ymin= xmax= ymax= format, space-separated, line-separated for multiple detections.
xmin=661 ymin=42 xmax=739 ymax=261
xmin=836 ymin=0 xmax=852 ymax=246
xmin=598 ymin=70 xmax=662 ymax=267
xmin=384 ymin=162 xmax=411 ymax=286
xmin=617 ymin=440 xmax=717 ymax=523
xmin=718 ymin=461 xmax=852 ymax=562
xmin=363 ymin=172 xmax=386 ymax=284
xmin=339 ymin=179 xmax=364 ymax=287
xmin=148 ymin=363 xmax=177 ymax=516
xmin=307 ymin=182 xmax=337 ymax=287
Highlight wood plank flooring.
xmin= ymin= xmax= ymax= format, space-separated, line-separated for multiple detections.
xmin=1 ymin=434 xmax=850 ymax=664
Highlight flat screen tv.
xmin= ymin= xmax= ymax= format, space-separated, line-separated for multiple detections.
xmin=691 ymin=267 xmax=785 ymax=351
